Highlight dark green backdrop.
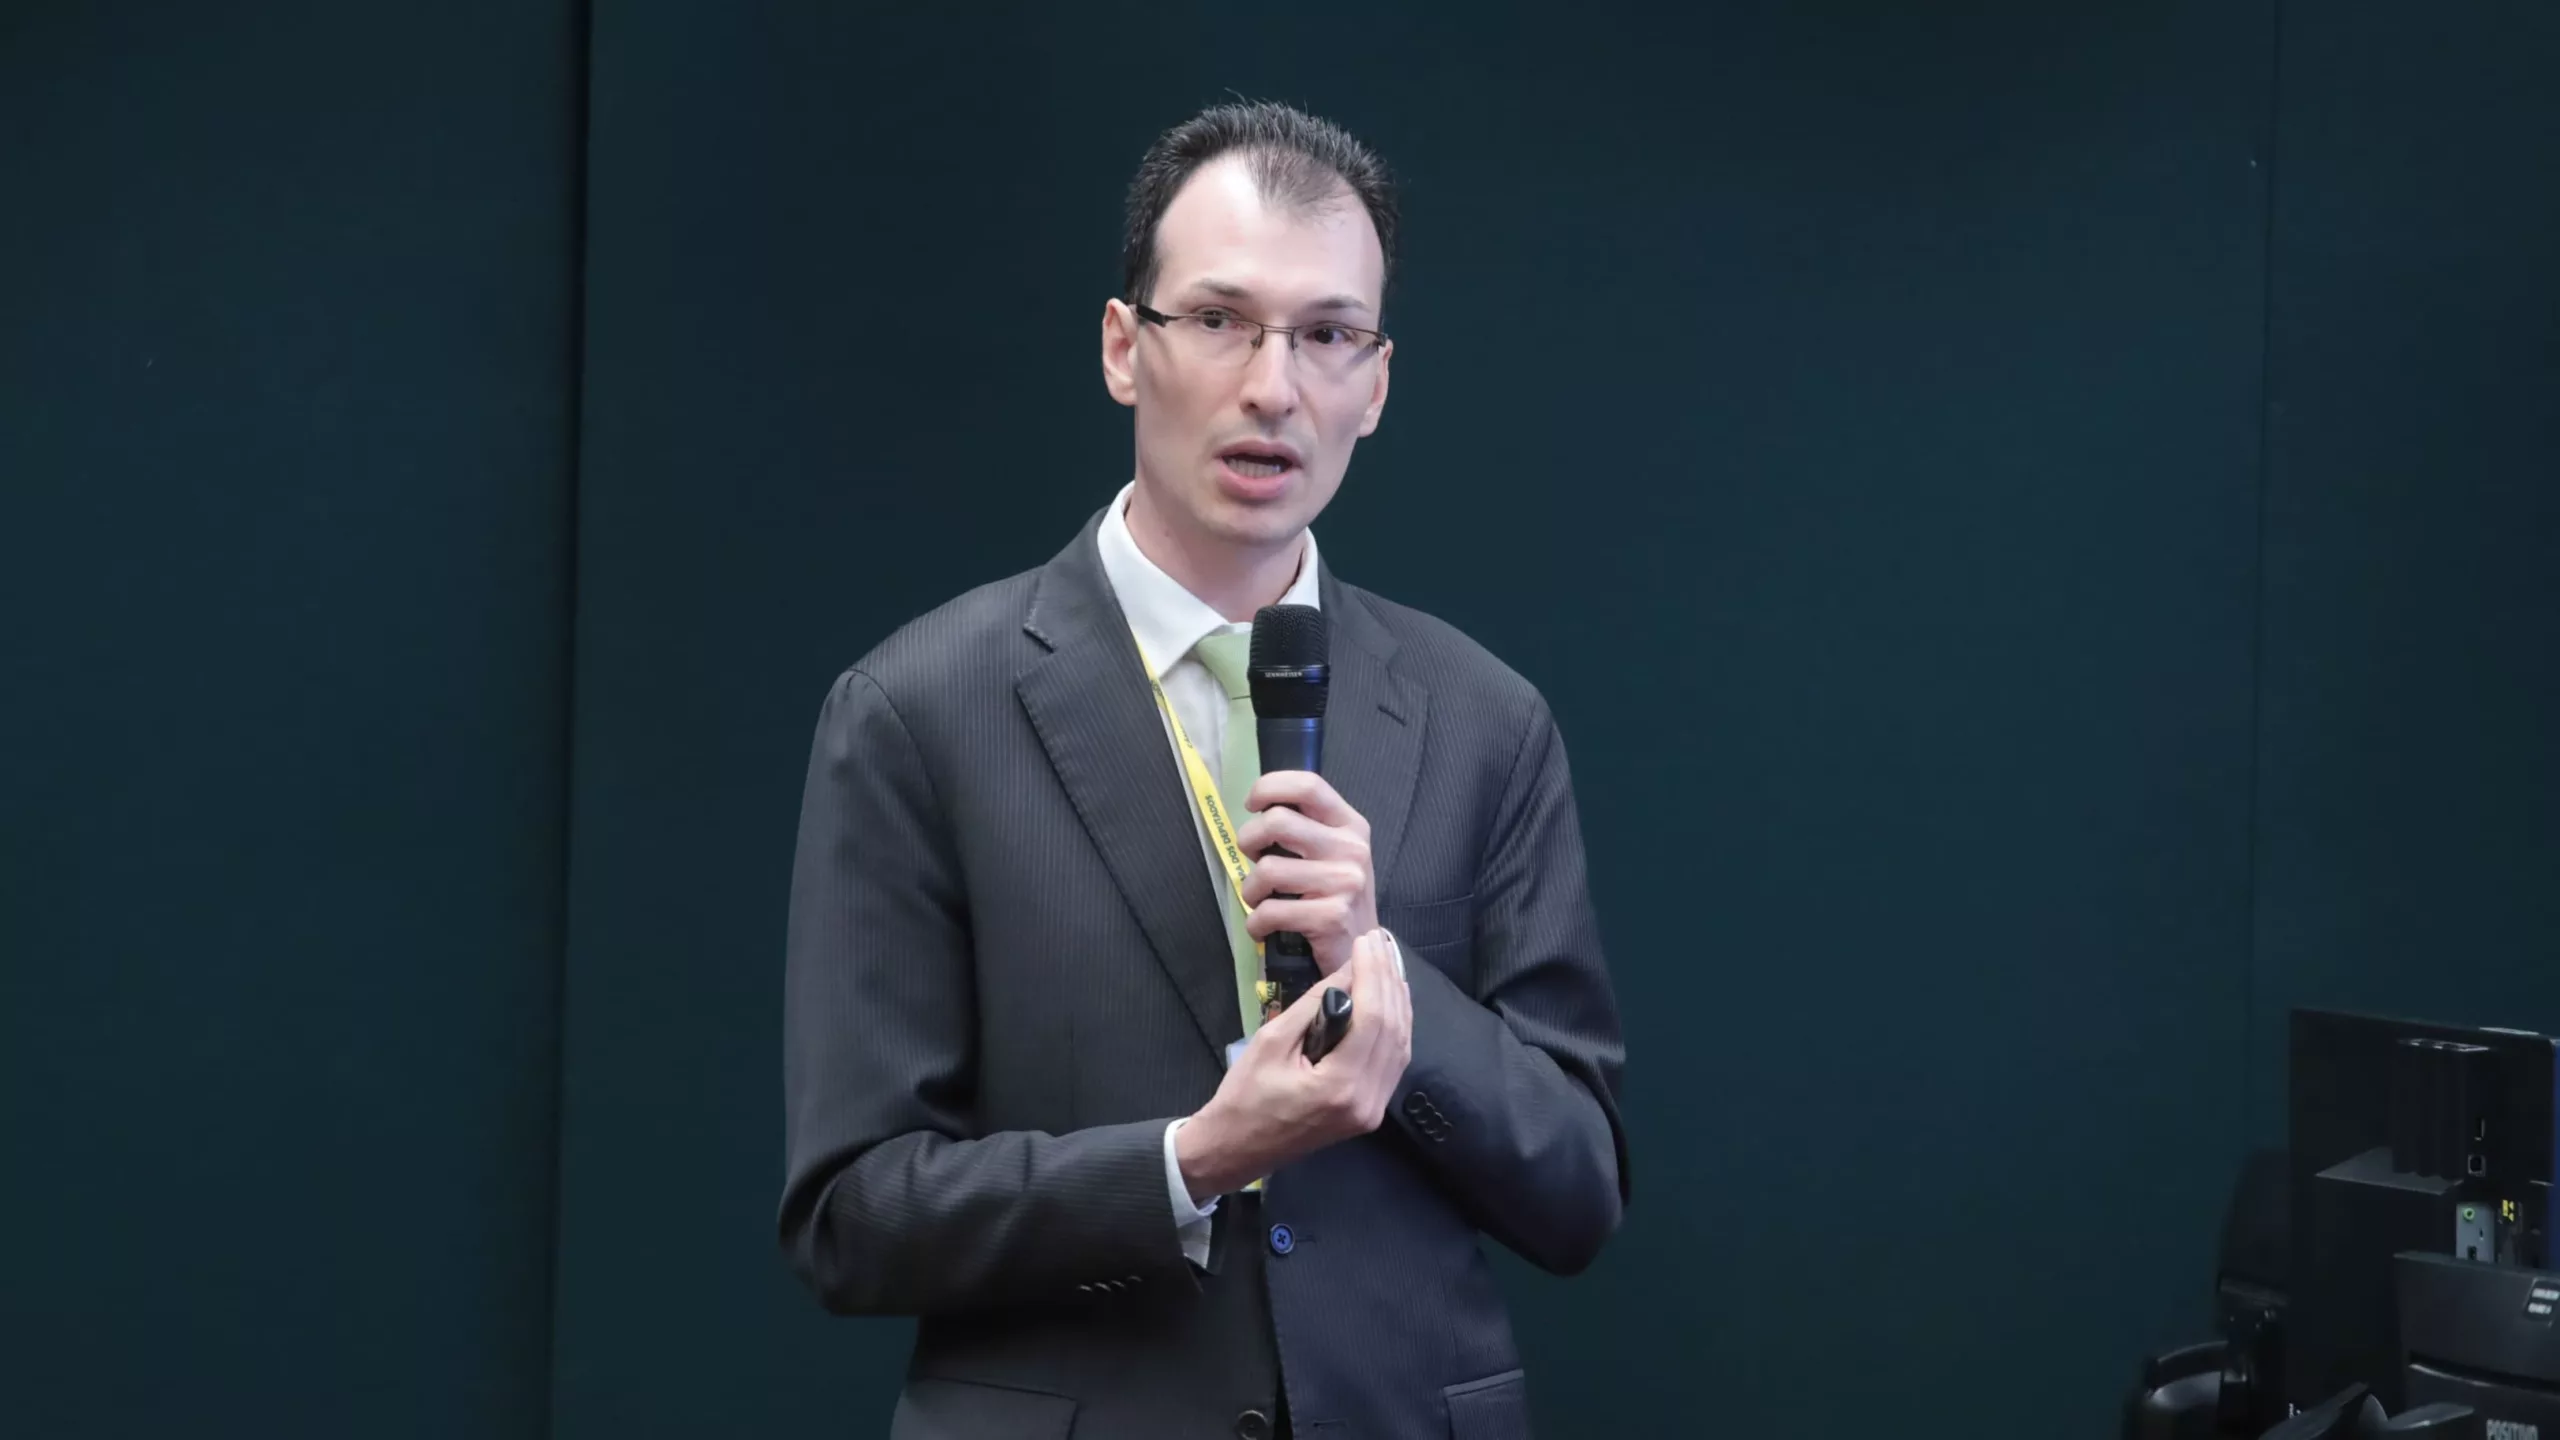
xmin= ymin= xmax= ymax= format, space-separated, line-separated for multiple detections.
xmin=5 ymin=3 xmax=2554 ymax=1437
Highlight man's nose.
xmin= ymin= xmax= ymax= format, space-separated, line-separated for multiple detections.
xmin=1237 ymin=330 xmax=1302 ymax=415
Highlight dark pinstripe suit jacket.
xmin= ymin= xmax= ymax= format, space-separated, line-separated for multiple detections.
xmin=779 ymin=504 xmax=1630 ymax=1439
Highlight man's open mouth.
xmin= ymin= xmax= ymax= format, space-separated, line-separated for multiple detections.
xmin=1226 ymin=452 xmax=1293 ymax=478
xmin=1219 ymin=441 xmax=1303 ymax=479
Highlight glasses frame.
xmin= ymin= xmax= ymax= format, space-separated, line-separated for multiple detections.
xmin=1130 ymin=302 xmax=1390 ymax=366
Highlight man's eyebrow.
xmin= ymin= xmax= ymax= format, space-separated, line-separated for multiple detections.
xmin=1176 ymin=278 xmax=1376 ymax=316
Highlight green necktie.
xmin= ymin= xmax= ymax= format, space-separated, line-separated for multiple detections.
xmin=1191 ymin=629 xmax=1263 ymax=1036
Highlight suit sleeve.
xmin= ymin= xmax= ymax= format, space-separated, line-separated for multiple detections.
xmin=777 ymin=668 xmax=1196 ymax=1316
xmin=1390 ymin=693 xmax=1630 ymax=1276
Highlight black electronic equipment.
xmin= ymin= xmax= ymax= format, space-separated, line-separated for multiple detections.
xmin=2398 ymin=1252 xmax=2560 ymax=1438
xmin=2290 ymin=1010 xmax=2558 ymax=1412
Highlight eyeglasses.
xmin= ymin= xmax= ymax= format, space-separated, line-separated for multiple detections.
xmin=1132 ymin=303 xmax=1388 ymax=379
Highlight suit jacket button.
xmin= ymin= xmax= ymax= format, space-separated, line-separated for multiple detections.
xmin=1403 ymin=1089 xmax=1431 ymax=1117
xmin=1235 ymin=1408 xmax=1273 ymax=1440
xmin=1268 ymin=1223 xmax=1295 ymax=1256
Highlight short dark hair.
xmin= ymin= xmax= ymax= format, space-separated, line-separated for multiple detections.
xmin=1120 ymin=100 xmax=1399 ymax=307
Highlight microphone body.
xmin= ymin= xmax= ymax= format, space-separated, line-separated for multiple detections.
xmin=1247 ymin=604 xmax=1331 ymax=1012
xmin=1256 ymin=715 xmax=1322 ymax=775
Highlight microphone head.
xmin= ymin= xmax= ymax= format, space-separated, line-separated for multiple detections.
xmin=1249 ymin=603 xmax=1327 ymax=669
xmin=1248 ymin=604 xmax=1329 ymax=719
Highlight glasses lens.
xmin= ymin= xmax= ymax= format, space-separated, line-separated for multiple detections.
xmin=1177 ymin=314 xmax=1256 ymax=363
xmin=1166 ymin=313 xmax=1379 ymax=376
xmin=1298 ymin=324 xmax=1376 ymax=379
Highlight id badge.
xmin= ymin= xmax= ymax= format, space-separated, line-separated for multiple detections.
xmin=1222 ymin=1035 xmax=1265 ymax=1192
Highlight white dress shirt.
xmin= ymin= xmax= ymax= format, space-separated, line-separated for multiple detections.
xmin=1095 ymin=480 xmax=1323 ymax=1268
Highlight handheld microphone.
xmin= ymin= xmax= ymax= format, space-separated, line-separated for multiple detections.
xmin=1248 ymin=603 xmax=1331 ymax=1022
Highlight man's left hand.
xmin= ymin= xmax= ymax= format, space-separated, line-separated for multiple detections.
xmin=1237 ymin=771 xmax=1377 ymax=978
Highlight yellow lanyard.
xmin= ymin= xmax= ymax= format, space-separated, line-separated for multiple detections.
xmin=1138 ymin=635 xmax=1282 ymax=1193
xmin=1133 ymin=635 xmax=1279 ymax=1011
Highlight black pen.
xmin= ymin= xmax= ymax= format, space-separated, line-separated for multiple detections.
xmin=1302 ymin=987 xmax=1352 ymax=1063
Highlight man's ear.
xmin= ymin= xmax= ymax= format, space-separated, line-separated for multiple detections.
xmin=1101 ymin=299 xmax=1139 ymax=408
xmin=1356 ymin=339 xmax=1392 ymax=437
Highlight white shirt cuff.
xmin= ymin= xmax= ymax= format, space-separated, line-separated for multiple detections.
xmin=1164 ymin=1117 xmax=1218 ymax=1270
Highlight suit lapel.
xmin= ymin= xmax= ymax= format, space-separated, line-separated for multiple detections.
xmin=1316 ymin=570 xmax=1428 ymax=899
xmin=1013 ymin=511 xmax=1433 ymax=1064
xmin=1017 ymin=513 xmax=1243 ymax=1059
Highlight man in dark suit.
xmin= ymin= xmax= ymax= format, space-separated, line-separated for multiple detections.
xmin=779 ymin=100 xmax=1629 ymax=1439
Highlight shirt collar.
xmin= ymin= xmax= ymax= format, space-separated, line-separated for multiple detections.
xmin=1095 ymin=479 xmax=1324 ymax=681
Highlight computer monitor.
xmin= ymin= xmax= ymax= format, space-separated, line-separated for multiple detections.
xmin=2288 ymin=1008 xmax=2558 ymax=1411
